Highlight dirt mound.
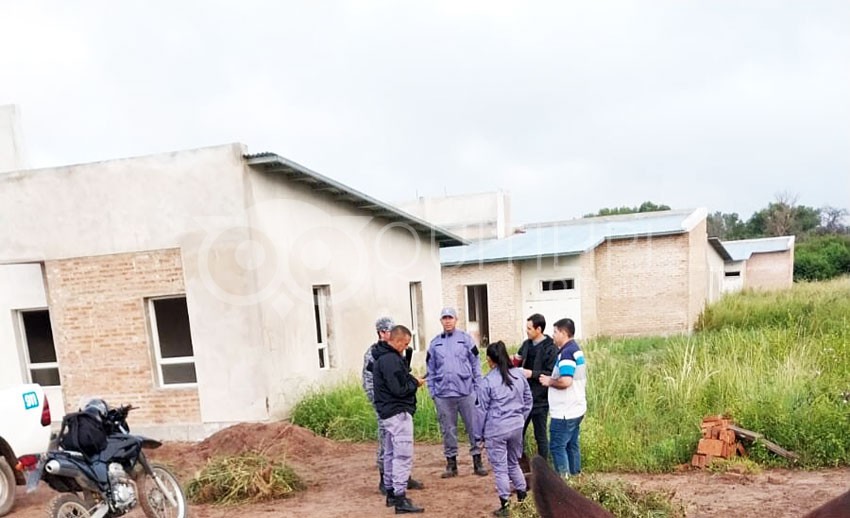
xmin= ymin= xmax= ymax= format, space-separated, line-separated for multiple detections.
xmin=195 ymin=422 xmax=342 ymax=461
xmin=148 ymin=422 xmax=341 ymax=480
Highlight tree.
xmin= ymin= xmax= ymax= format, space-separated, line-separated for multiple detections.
xmin=584 ymin=201 xmax=671 ymax=218
xmin=819 ymin=206 xmax=849 ymax=235
xmin=707 ymin=211 xmax=750 ymax=240
xmin=748 ymin=194 xmax=820 ymax=238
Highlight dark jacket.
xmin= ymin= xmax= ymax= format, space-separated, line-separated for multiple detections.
xmin=516 ymin=335 xmax=558 ymax=408
xmin=372 ymin=341 xmax=419 ymax=420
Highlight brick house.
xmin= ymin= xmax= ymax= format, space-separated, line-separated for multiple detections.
xmin=0 ymin=143 xmax=463 ymax=439
xmin=719 ymin=236 xmax=795 ymax=293
xmin=439 ymin=209 xmax=726 ymax=343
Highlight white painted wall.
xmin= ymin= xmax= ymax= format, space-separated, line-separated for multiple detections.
xmin=396 ymin=191 xmax=511 ymax=240
xmin=0 ymin=263 xmax=66 ymax=420
xmin=519 ymin=256 xmax=584 ymax=338
xmin=706 ymin=245 xmax=726 ymax=304
xmin=723 ymin=260 xmax=746 ymax=293
xmin=244 ymin=167 xmax=444 ymax=417
xmin=0 ymin=104 xmax=27 ymax=173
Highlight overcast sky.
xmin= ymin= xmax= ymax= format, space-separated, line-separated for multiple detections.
xmin=1 ymin=1 xmax=848 ymax=225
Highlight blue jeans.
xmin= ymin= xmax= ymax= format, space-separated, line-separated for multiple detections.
xmin=550 ymin=415 xmax=583 ymax=476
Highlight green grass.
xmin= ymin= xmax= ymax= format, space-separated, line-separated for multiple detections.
xmin=291 ymin=277 xmax=850 ymax=471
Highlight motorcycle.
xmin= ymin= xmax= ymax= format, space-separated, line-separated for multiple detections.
xmin=26 ymin=401 xmax=188 ymax=518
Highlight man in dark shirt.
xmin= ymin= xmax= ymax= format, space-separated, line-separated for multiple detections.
xmin=514 ymin=313 xmax=558 ymax=463
xmin=373 ymin=325 xmax=426 ymax=514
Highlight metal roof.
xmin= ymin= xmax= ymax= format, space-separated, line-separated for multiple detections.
xmin=441 ymin=208 xmax=706 ymax=265
xmin=708 ymin=237 xmax=733 ymax=261
xmin=720 ymin=236 xmax=795 ymax=262
xmin=244 ymin=153 xmax=467 ymax=248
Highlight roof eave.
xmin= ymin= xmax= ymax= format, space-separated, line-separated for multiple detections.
xmin=245 ymin=153 xmax=468 ymax=248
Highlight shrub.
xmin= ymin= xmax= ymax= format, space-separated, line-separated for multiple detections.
xmin=186 ymin=452 xmax=304 ymax=505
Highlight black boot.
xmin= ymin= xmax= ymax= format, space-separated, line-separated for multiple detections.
xmin=473 ymin=454 xmax=489 ymax=476
xmin=492 ymin=498 xmax=510 ymax=517
xmin=441 ymin=456 xmax=458 ymax=478
xmin=517 ymin=489 xmax=527 ymax=502
xmin=406 ymin=476 xmax=425 ymax=490
xmin=379 ymin=470 xmax=387 ymax=496
xmin=394 ymin=493 xmax=425 ymax=514
xmin=385 ymin=488 xmax=395 ymax=507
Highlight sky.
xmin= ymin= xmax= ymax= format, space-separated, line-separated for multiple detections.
xmin=1 ymin=1 xmax=848 ymax=225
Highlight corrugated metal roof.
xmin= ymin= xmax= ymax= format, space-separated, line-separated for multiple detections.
xmin=244 ymin=153 xmax=467 ymax=248
xmin=441 ymin=208 xmax=706 ymax=265
xmin=720 ymin=236 xmax=795 ymax=262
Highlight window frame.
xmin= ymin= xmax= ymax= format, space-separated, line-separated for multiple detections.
xmin=147 ymin=295 xmax=198 ymax=389
xmin=17 ymin=308 xmax=61 ymax=387
xmin=312 ymin=285 xmax=334 ymax=370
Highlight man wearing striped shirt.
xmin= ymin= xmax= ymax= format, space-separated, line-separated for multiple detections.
xmin=538 ymin=318 xmax=586 ymax=477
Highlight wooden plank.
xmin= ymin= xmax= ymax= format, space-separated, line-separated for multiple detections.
xmin=759 ymin=438 xmax=800 ymax=461
xmin=728 ymin=424 xmax=763 ymax=441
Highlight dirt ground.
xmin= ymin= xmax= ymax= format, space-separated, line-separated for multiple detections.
xmin=12 ymin=422 xmax=850 ymax=518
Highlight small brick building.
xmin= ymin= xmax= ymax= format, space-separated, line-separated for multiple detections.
xmin=440 ymin=209 xmax=729 ymax=344
xmin=719 ymin=236 xmax=795 ymax=293
xmin=0 ymin=143 xmax=463 ymax=439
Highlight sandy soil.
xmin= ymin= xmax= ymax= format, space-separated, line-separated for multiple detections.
xmin=12 ymin=422 xmax=849 ymax=517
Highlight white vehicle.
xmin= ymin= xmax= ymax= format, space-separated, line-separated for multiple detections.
xmin=0 ymin=383 xmax=52 ymax=516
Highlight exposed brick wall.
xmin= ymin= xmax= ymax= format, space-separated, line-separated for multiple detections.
xmin=579 ymin=249 xmax=599 ymax=338
xmin=594 ymin=233 xmax=691 ymax=336
xmin=441 ymin=262 xmax=524 ymax=346
xmin=745 ymin=250 xmax=794 ymax=291
xmin=44 ymin=249 xmax=201 ymax=425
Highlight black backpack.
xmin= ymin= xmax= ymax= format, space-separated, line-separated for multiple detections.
xmin=58 ymin=411 xmax=108 ymax=456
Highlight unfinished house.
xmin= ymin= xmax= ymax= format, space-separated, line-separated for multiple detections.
xmin=1 ymin=112 xmax=463 ymax=439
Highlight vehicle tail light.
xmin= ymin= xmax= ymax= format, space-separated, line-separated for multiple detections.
xmin=41 ymin=394 xmax=51 ymax=426
xmin=16 ymin=455 xmax=38 ymax=472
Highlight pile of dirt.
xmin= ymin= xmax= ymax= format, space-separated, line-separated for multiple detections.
xmin=150 ymin=422 xmax=341 ymax=480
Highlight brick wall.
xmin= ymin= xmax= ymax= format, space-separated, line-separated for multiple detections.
xmin=745 ymin=250 xmax=794 ymax=291
xmin=579 ymin=249 xmax=599 ymax=338
xmin=44 ymin=248 xmax=201 ymax=425
xmin=594 ymin=233 xmax=691 ymax=336
xmin=441 ymin=262 xmax=524 ymax=346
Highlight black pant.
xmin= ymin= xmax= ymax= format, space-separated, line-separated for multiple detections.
xmin=523 ymin=406 xmax=549 ymax=460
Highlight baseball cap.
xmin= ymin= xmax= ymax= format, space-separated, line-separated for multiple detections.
xmin=375 ymin=317 xmax=395 ymax=332
xmin=440 ymin=307 xmax=457 ymax=319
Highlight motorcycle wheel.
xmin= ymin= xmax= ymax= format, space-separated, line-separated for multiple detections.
xmin=0 ymin=457 xmax=15 ymax=516
xmin=46 ymin=494 xmax=92 ymax=518
xmin=138 ymin=464 xmax=188 ymax=518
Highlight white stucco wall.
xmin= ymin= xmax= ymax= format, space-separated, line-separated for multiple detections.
xmin=706 ymin=245 xmax=726 ymax=304
xmin=0 ymin=263 xmax=67 ymax=419
xmin=0 ymin=104 xmax=27 ymax=173
xmin=723 ymin=260 xmax=746 ymax=293
xmin=243 ymin=167 xmax=444 ymax=417
xmin=519 ymin=255 xmax=584 ymax=338
xmin=396 ymin=191 xmax=511 ymax=240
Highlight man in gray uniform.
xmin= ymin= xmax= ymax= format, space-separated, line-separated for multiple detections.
xmin=426 ymin=307 xmax=489 ymax=478
xmin=362 ymin=317 xmax=423 ymax=495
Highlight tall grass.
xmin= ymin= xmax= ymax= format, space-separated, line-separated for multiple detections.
xmin=291 ymin=278 xmax=850 ymax=471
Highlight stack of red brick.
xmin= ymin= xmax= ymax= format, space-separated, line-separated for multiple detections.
xmin=691 ymin=415 xmax=746 ymax=468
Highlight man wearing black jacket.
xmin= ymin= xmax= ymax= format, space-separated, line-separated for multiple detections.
xmin=373 ymin=325 xmax=426 ymax=514
xmin=514 ymin=313 xmax=558 ymax=463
